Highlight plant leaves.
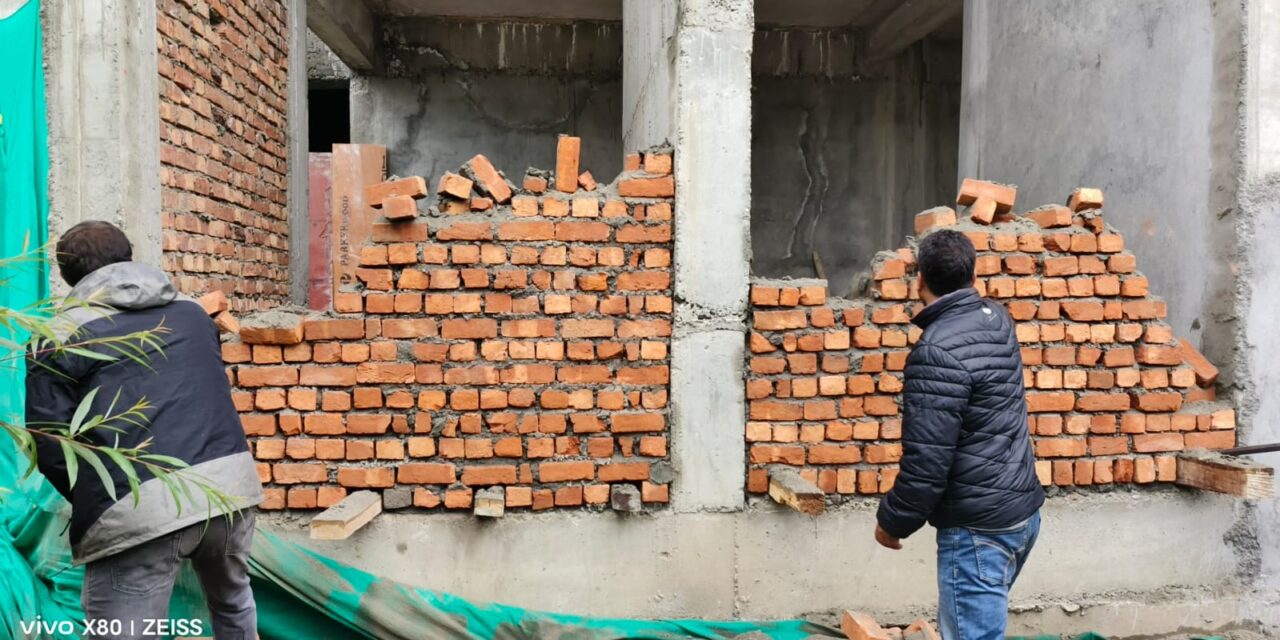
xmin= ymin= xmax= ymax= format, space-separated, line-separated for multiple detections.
xmin=68 ymin=388 xmax=99 ymax=437
xmin=75 ymin=449 xmax=117 ymax=503
xmin=59 ymin=440 xmax=79 ymax=488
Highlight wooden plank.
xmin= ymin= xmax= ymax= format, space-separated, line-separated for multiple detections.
xmin=1176 ymin=449 xmax=1274 ymax=499
xmin=330 ymin=144 xmax=387 ymax=304
xmin=767 ymin=467 xmax=825 ymax=515
xmin=310 ymin=490 xmax=382 ymax=540
xmin=865 ymin=0 xmax=963 ymax=62
xmin=307 ymin=153 xmax=334 ymax=311
xmin=307 ymin=0 xmax=381 ymax=71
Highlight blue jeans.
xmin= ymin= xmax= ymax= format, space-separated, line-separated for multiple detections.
xmin=936 ymin=511 xmax=1040 ymax=640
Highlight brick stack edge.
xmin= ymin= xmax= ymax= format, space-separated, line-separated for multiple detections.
xmin=157 ymin=0 xmax=291 ymax=312
xmin=747 ymin=187 xmax=1235 ymax=498
xmin=223 ymin=139 xmax=676 ymax=511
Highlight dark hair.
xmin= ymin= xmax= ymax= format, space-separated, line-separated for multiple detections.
xmin=56 ymin=221 xmax=133 ymax=286
xmin=917 ymin=229 xmax=976 ymax=297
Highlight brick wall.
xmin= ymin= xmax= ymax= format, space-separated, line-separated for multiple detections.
xmin=157 ymin=0 xmax=291 ymax=312
xmin=221 ymin=144 xmax=676 ymax=512
xmin=746 ymin=194 xmax=1235 ymax=497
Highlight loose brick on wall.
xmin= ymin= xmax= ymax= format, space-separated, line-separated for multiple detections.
xmin=745 ymin=189 xmax=1236 ymax=500
xmin=225 ymin=144 xmax=676 ymax=512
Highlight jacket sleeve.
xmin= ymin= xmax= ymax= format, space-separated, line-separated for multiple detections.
xmin=876 ymin=343 xmax=971 ymax=539
xmin=25 ymin=352 xmax=79 ymax=500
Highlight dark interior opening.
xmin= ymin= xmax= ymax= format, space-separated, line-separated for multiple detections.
xmin=308 ymin=81 xmax=350 ymax=153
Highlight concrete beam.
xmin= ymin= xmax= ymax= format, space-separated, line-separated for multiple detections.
xmin=307 ymin=0 xmax=380 ymax=72
xmin=864 ymin=0 xmax=962 ymax=61
xmin=43 ymin=0 xmax=163 ymax=270
xmin=263 ymin=492 xmax=1243 ymax=625
xmin=287 ymin=0 xmax=310 ymax=305
xmin=668 ymin=0 xmax=754 ymax=512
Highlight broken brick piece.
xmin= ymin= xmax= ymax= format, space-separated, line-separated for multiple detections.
xmin=643 ymin=152 xmax=673 ymax=175
xmin=957 ymin=178 xmax=1016 ymax=213
xmin=523 ymin=173 xmax=548 ymax=194
xmin=213 ymin=311 xmax=240 ymax=335
xmin=1026 ymin=205 xmax=1073 ymax=228
xmin=1176 ymin=337 xmax=1220 ymax=387
xmin=904 ymin=619 xmax=941 ymax=640
xmin=578 ymin=171 xmax=598 ymax=192
xmin=382 ymin=195 xmax=418 ymax=221
xmin=240 ymin=313 xmax=305 ymax=345
xmin=841 ymin=611 xmax=893 ymax=640
xmin=555 ymin=135 xmax=581 ymax=193
xmin=1068 ymin=187 xmax=1104 ymax=211
xmin=437 ymin=172 xmax=474 ymax=200
xmin=969 ymin=197 xmax=997 ymax=225
xmin=914 ymin=207 xmax=957 ymax=235
xmin=365 ymin=176 xmax=427 ymax=206
xmin=198 ymin=290 xmax=229 ymax=316
xmin=470 ymin=197 xmax=494 ymax=212
xmin=466 ymin=154 xmax=513 ymax=203
xmin=624 ymin=153 xmax=642 ymax=172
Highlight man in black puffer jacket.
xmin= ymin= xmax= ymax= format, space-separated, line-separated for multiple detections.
xmin=874 ymin=229 xmax=1044 ymax=640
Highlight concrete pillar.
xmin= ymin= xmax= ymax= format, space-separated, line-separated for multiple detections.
xmin=1239 ymin=0 xmax=1280 ymax=599
xmin=42 ymin=0 xmax=162 ymax=268
xmin=661 ymin=0 xmax=754 ymax=512
xmin=287 ymin=0 xmax=310 ymax=305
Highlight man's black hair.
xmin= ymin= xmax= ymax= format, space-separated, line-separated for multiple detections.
xmin=56 ymin=221 xmax=133 ymax=286
xmin=917 ymin=229 xmax=976 ymax=297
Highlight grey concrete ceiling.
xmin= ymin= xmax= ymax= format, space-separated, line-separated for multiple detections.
xmin=362 ymin=0 xmax=950 ymax=29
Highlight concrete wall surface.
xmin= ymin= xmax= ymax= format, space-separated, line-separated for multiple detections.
xmin=1239 ymin=0 xmax=1280 ymax=599
xmin=959 ymin=0 xmax=1241 ymax=376
xmin=264 ymin=491 xmax=1260 ymax=634
xmin=350 ymin=19 xmax=624 ymax=183
xmin=752 ymin=33 xmax=960 ymax=295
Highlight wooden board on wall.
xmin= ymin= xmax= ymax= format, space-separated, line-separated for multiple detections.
xmin=330 ymin=144 xmax=387 ymax=304
xmin=308 ymin=152 xmax=334 ymax=311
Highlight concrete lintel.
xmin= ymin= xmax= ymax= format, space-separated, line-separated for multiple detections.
xmin=287 ymin=0 xmax=310 ymax=305
xmin=44 ymin=0 xmax=163 ymax=270
xmin=1246 ymin=0 xmax=1280 ymax=180
xmin=307 ymin=0 xmax=380 ymax=72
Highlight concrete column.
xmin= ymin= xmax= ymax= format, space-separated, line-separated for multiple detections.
xmin=287 ymin=0 xmax=310 ymax=305
xmin=1239 ymin=0 xmax=1280 ymax=599
xmin=42 ymin=0 xmax=162 ymax=267
xmin=665 ymin=0 xmax=754 ymax=512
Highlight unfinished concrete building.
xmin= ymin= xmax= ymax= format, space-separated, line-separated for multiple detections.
xmin=22 ymin=0 xmax=1280 ymax=635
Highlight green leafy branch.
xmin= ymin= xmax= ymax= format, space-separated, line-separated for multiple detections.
xmin=1 ymin=248 xmax=240 ymax=518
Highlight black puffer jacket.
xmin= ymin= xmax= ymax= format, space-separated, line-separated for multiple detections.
xmin=876 ymin=288 xmax=1044 ymax=539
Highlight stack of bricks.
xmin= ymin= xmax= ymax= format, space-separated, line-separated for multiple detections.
xmin=222 ymin=136 xmax=677 ymax=512
xmin=157 ymin=0 xmax=291 ymax=312
xmin=746 ymin=181 xmax=1235 ymax=498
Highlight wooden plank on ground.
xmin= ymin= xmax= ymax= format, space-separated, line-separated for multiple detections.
xmin=1176 ymin=449 xmax=1274 ymax=499
xmin=310 ymin=490 xmax=382 ymax=540
xmin=768 ymin=466 xmax=825 ymax=515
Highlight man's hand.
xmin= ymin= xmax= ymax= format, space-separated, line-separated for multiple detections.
xmin=874 ymin=524 xmax=902 ymax=550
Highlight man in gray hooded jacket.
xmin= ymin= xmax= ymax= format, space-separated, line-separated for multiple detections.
xmin=26 ymin=221 xmax=263 ymax=639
